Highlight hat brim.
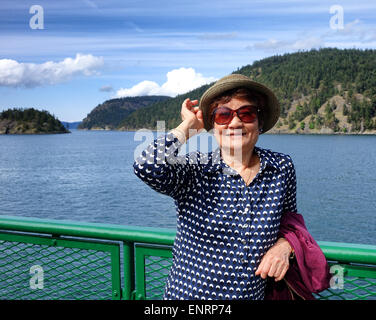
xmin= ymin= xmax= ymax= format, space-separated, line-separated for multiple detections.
xmin=199 ymin=76 xmax=280 ymax=133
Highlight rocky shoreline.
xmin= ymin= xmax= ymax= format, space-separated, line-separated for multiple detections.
xmin=77 ymin=126 xmax=376 ymax=135
xmin=268 ymin=127 xmax=376 ymax=135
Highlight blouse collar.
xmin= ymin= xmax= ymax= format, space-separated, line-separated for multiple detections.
xmin=202 ymin=146 xmax=281 ymax=174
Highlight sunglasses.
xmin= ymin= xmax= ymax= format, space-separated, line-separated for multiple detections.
xmin=212 ymin=105 xmax=259 ymax=125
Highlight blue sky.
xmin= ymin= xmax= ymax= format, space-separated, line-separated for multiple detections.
xmin=0 ymin=0 xmax=375 ymax=122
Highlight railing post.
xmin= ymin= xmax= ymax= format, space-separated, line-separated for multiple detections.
xmin=122 ymin=241 xmax=135 ymax=300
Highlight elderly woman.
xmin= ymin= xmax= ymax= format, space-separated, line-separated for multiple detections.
xmin=133 ymin=74 xmax=298 ymax=300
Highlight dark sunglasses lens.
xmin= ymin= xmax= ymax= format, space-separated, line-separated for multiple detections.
xmin=238 ymin=107 xmax=257 ymax=123
xmin=214 ymin=109 xmax=232 ymax=124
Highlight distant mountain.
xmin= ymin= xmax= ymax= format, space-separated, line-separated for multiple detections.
xmin=118 ymin=48 xmax=376 ymax=134
xmin=78 ymin=96 xmax=170 ymax=130
xmin=117 ymin=85 xmax=211 ymax=130
xmin=61 ymin=121 xmax=82 ymax=129
xmin=0 ymin=108 xmax=70 ymax=134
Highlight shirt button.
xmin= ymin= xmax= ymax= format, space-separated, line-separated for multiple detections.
xmin=241 ymin=258 xmax=247 ymax=264
xmin=243 ymin=224 xmax=249 ymax=229
xmin=241 ymin=273 xmax=248 ymax=279
xmin=242 ymin=239 xmax=247 ymax=245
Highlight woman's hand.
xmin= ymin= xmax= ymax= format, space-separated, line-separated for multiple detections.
xmin=180 ymin=98 xmax=204 ymax=131
xmin=172 ymin=98 xmax=204 ymax=142
xmin=255 ymin=238 xmax=293 ymax=282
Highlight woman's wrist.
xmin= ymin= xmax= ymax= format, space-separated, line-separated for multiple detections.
xmin=171 ymin=119 xmax=199 ymax=143
xmin=170 ymin=128 xmax=187 ymax=144
xmin=276 ymin=237 xmax=293 ymax=255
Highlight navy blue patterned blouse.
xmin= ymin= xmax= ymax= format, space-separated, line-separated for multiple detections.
xmin=133 ymin=132 xmax=297 ymax=300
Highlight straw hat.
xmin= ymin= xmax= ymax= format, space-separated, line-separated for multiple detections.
xmin=199 ymin=74 xmax=280 ymax=133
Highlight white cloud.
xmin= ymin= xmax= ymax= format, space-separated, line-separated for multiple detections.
xmin=116 ymin=80 xmax=160 ymax=97
xmin=324 ymin=19 xmax=363 ymax=38
xmin=0 ymin=53 xmax=104 ymax=88
xmin=197 ymin=32 xmax=237 ymax=40
xmin=326 ymin=19 xmax=376 ymax=42
xmin=99 ymin=85 xmax=114 ymax=92
xmin=291 ymin=37 xmax=323 ymax=50
xmin=251 ymin=39 xmax=290 ymax=50
xmin=116 ymin=67 xmax=216 ymax=97
xmin=250 ymin=18 xmax=376 ymax=54
xmin=82 ymin=0 xmax=98 ymax=9
xmin=341 ymin=19 xmax=362 ymax=35
xmin=250 ymin=37 xmax=323 ymax=52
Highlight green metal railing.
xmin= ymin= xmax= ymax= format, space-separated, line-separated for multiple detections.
xmin=0 ymin=215 xmax=375 ymax=300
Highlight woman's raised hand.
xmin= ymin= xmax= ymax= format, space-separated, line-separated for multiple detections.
xmin=171 ymin=98 xmax=205 ymax=143
xmin=180 ymin=98 xmax=204 ymax=132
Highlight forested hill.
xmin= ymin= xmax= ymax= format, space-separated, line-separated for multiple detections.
xmin=78 ymin=95 xmax=170 ymax=130
xmin=240 ymin=48 xmax=376 ymax=134
xmin=118 ymin=48 xmax=376 ymax=134
xmin=0 ymin=108 xmax=69 ymax=134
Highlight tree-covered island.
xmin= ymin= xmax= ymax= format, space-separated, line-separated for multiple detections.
xmin=0 ymin=108 xmax=70 ymax=134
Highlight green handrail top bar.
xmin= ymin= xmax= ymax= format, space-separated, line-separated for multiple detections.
xmin=317 ymin=241 xmax=376 ymax=265
xmin=0 ymin=215 xmax=175 ymax=246
xmin=1 ymin=215 xmax=376 ymax=265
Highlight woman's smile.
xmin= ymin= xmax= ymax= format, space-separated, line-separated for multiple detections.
xmin=226 ymin=131 xmax=247 ymax=136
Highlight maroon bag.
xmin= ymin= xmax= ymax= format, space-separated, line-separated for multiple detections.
xmin=265 ymin=212 xmax=332 ymax=300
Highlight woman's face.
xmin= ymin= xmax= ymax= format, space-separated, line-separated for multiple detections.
xmin=212 ymin=97 xmax=260 ymax=155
